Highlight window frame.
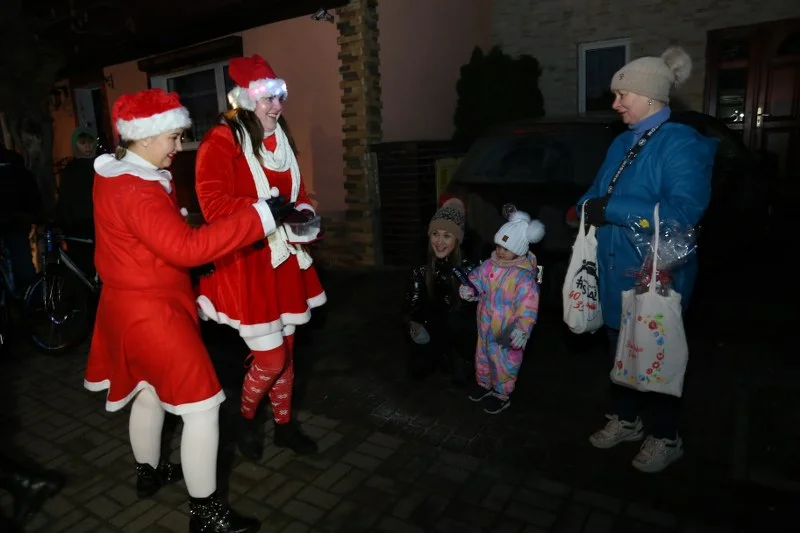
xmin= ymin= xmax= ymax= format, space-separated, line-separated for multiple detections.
xmin=150 ymin=60 xmax=231 ymax=150
xmin=577 ymin=38 xmax=631 ymax=114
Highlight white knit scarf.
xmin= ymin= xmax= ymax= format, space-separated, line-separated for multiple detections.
xmin=236 ymin=121 xmax=312 ymax=270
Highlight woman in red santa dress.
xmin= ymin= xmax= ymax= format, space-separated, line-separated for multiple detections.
xmin=194 ymin=54 xmax=326 ymax=461
xmin=83 ymin=88 xmax=285 ymax=533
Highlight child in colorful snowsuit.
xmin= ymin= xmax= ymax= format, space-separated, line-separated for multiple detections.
xmin=459 ymin=209 xmax=544 ymax=414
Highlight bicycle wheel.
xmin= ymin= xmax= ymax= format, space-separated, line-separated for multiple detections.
xmin=23 ymin=268 xmax=91 ymax=355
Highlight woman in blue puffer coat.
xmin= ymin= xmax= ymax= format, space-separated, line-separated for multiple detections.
xmin=575 ymin=46 xmax=718 ymax=474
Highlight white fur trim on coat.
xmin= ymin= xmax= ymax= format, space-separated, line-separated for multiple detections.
xmin=116 ymin=106 xmax=192 ymax=141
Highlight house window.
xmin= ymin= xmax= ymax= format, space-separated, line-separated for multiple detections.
xmin=150 ymin=61 xmax=235 ymax=149
xmin=578 ymin=38 xmax=630 ymax=113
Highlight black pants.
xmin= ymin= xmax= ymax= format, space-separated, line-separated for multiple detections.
xmin=408 ymin=309 xmax=476 ymax=383
xmin=607 ymin=328 xmax=681 ymax=440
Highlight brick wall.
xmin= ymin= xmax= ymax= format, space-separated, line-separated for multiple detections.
xmin=334 ymin=0 xmax=383 ymax=267
xmin=492 ymin=0 xmax=800 ymax=115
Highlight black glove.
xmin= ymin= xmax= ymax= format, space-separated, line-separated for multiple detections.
xmin=283 ymin=209 xmax=310 ymax=224
xmin=266 ymin=195 xmax=295 ymax=221
xmin=583 ymin=196 xmax=610 ymax=226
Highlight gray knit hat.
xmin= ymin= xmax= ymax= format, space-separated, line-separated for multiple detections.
xmin=610 ymin=46 xmax=692 ymax=103
xmin=428 ymin=198 xmax=465 ymax=242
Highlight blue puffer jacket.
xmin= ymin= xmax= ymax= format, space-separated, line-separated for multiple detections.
xmin=578 ymin=122 xmax=718 ymax=330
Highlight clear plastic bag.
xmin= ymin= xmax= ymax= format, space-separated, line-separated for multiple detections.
xmin=625 ymin=214 xmax=698 ymax=295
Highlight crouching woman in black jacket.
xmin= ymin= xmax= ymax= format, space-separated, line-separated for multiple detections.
xmin=403 ymin=197 xmax=479 ymax=386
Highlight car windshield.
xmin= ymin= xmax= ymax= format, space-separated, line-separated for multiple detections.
xmin=453 ymin=124 xmax=617 ymax=187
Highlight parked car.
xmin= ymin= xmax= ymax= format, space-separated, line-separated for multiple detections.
xmin=444 ymin=111 xmax=769 ymax=309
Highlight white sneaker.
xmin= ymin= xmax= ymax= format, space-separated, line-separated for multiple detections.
xmin=589 ymin=415 xmax=644 ymax=449
xmin=632 ymin=435 xmax=684 ymax=473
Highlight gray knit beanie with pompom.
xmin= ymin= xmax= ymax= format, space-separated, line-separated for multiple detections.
xmin=610 ymin=46 xmax=692 ymax=103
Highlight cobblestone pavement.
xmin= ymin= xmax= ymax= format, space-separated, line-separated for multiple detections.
xmin=0 ymin=266 xmax=795 ymax=532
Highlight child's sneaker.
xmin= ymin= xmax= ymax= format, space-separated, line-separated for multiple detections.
xmin=468 ymin=384 xmax=492 ymax=402
xmin=589 ymin=415 xmax=644 ymax=449
xmin=631 ymin=435 xmax=684 ymax=473
xmin=482 ymin=394 xmax=510 ymax=414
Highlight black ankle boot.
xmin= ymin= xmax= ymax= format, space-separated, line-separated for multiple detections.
xmin=189 ymin=491 xmax=260 ymax=533
xmin=274 ymin=422 xmax=317 ymax=455
xmin=235 ymin=414 xmax=264 ymax=461
xmin=0 ymin=457 xmax=64 ymax=527
xmin=136 ymin=461 xmax=183 ymax=498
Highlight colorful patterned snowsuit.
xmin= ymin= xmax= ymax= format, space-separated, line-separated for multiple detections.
xmin=468 ymin=252 xmax=540 ymax=397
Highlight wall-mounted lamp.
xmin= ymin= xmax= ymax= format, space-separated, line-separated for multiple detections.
xmin=311 ymin=8 xmax=334 ymax=23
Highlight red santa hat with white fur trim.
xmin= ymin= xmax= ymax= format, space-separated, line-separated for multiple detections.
xmin=112 ymin=89 xmax=192 ymax=142
xmin=227 ymin=54 xmax=288 ymax=111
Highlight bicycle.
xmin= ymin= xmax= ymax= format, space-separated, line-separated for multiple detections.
xmin=23 ymin=223 xmax=101 ymax=355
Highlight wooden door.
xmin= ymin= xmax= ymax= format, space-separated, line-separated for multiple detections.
xmin=706 ymin=18 xmax=800 ymax=221
xmin=752 ymin=20 xmax=800 ymax=208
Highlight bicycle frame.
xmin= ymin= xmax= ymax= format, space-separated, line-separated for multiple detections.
xmin=58 ymin=236 xmax=100 ymax=293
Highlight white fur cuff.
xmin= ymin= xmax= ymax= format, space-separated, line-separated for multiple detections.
xmin=116 ymin=107 xmax=192 ymax=141
xmin=252 ymin=199 xmax=278 ymax=236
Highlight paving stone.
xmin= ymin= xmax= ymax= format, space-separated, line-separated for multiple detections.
xmin=433 ymin=517 xmax=485 ymax=533
xmin=233 ymin=461 xmax=272 ymax=481
xmin=265 ymin=479 xmax=306 ymax=508
xmin=330 ymin=467 xmax=369 ymax=496
xmin=284 ymin=498 xmax=326 ymax=524
xmin=375 ymin=515 xmax=426 ymax=533
xmin=109 ymin=499 xmax=157 ymax=529
xmin=342 ymin=450 xmax=382 ymax=471
xmin=492 ymin=517 xmax=527 ymax=533
xmin=525 ymin=474 xmax=572 ymax=497
xmin=229 ymin=497 xmax=275 ymax=521
xmin=282 ymin=522 xmax=312 ymax=533
xmin=315 ymin=430 xmax=344 ymax=453
xmin=322 ymin=500 xmax=360 ymax=532
xmin=297 ymin=485 xmax=341 ymax=510
xmin=356 ymin=441 xmax=397 ymax=460
xmin=282 ymin=459 xmax=326 ymax=483
xmin=573 ymin=489 xmax=623 ymax=514
xmin=248 ymin=471 xmax=290 ymax=500
xmin=122 ymin=503 xmax=171 ymax=532
xmin=391 ymin=488 xmax=429 ymax=520
xmin=62 ymin=515 xmax=101 ymax=533
xmin=557 ymin=501 xmax=590 ymax=533
xmin=481 ymin=482 xmax=515 ymax=511
xmin=313 ymin=462 xmax=352 ymax=490
xmin=84 ymin=494 xmax=123 ymax=519
xmin=583 ymin=510 xmax=617 ymax=533
xmin=409 ymin=493 xmax=451 ymax=529
xmin=625 ymin=502 xmax=679 ymax=529
xmin=513 ymin=487 xmax=565 ymax=513
xmin=443 ymin=498 xmax=497 ymax=529
xmin=505 ymin=501 xmax=557 ymax=529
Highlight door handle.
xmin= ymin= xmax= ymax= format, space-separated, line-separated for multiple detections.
xmin=756 ymin=106 xmax=771 ymax=128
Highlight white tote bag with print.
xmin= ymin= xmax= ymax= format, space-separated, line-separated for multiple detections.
xmin=562 ymin=202 xmax=603 ymax=334
xmin=610 ymin=204 xmax=689 ymax=397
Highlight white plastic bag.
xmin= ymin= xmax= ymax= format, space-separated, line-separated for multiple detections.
xmin=562 ymin=202 xmax=603 ymax=334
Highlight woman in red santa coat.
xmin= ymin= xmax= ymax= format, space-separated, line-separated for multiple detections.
xmin=83 ymin=88 xmax=282 ymax=533
xmin=194 ymin=54 xmax=326 ymax=460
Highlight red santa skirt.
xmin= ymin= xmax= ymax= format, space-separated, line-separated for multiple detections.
xmin=84 ymin=286 xmax=225 ymax=414
xmin=196 ymin=249 xmax=326 ymax=346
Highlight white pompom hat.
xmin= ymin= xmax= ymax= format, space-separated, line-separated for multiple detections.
xmin=494 ymin=210 xmax=545 ymax=256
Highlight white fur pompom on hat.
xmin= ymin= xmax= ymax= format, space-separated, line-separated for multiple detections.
xmin=495 ymin=210 xmax=546 ymax=256
xmin=660 ymin=46 xmax=692 ymax=88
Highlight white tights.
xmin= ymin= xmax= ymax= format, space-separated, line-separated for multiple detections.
xmin=128 ymin=388 xmax=219 ymax=498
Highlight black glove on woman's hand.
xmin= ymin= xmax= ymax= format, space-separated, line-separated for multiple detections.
xmin=583 ymin=196 xmax=610 ymax=226
xmin=266 ymin=195 xmax=296 ymax=221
